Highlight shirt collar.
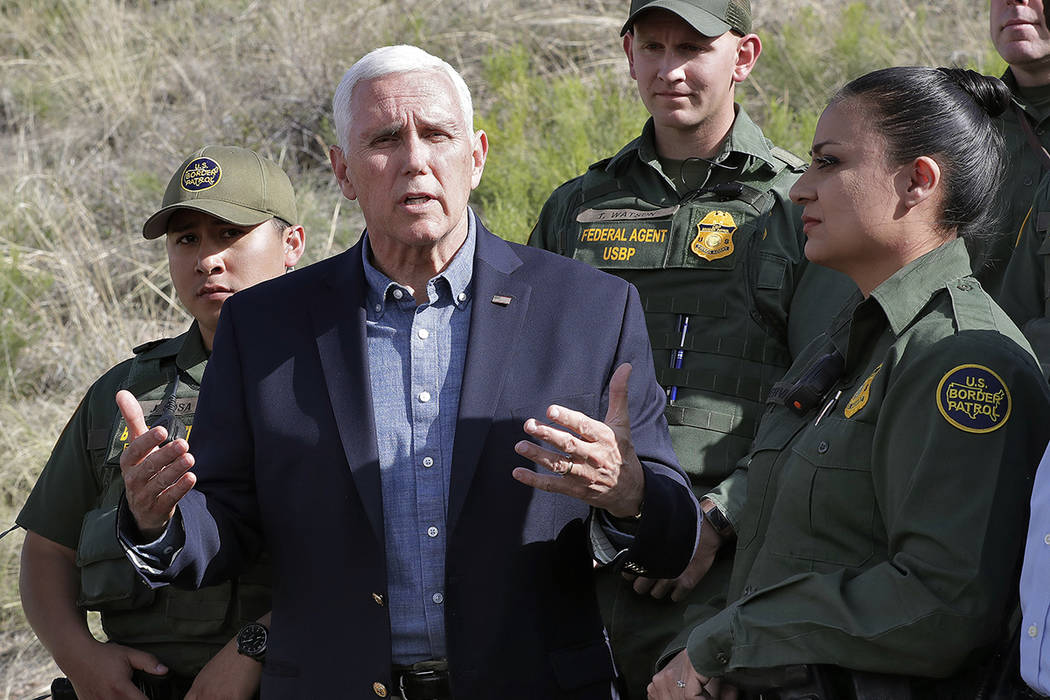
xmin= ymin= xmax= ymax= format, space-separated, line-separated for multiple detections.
xmin=866 ymin=237 xmax=972 ymax=336
xmin=176 ymin=321 xmax=209 ymax=370
xmin=613 ymin=104 xmax=781 ymax=177
xmin=362 ymin=208 xmax=476 ymax=317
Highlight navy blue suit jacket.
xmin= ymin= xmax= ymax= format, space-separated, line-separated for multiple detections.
xmin=146 ymin=223 xmax=697 ymax=698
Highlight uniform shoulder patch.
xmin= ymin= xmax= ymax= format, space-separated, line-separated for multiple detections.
xmin=936 ymin=364 xmax=1011 ymax=433
xmin=845 ymin=364 xmax=882 ymax=418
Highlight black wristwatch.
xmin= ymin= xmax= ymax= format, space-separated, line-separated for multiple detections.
xmin=236 ymin=622 xmax=268 ymax=662
xmin=702 ymin=500 xmax=735 ymax=540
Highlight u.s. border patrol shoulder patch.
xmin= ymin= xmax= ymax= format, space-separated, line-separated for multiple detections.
xmin=936 ymin=364 xmax=1011 ymax=433
xmin=181 ymin=157 xmax=221 ymax=192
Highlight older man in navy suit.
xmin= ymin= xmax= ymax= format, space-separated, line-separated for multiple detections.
xmin=115 ymin=45 xmax=698 ymax=699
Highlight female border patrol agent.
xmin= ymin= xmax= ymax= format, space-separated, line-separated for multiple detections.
xmin=530 ymin=1 xmax=858 ymax=695
xmin=17 ymin=146 xmax=305 ymax=700
xmin=650 ymin=68 xmax=1050 ymax=699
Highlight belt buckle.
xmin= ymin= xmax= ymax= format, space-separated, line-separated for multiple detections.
xmin=398 ymin=669 xmax=439 ymax=700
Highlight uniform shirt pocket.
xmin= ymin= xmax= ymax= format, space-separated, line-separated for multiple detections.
xmin=772 ymin=417 xmax=878 ymax=568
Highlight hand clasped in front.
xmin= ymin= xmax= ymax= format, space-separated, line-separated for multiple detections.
xmin=511 ymin=363 xmax=645 ymax=519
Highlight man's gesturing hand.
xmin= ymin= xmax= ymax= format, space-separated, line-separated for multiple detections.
xmin=512 ymin=363 xmax=645 ymax=519
xmin=116 ymin=390 xmax=196 ymax=541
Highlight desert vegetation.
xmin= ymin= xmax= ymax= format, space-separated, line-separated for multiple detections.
xmin=0 ymin=0 xmax=998 ymax=696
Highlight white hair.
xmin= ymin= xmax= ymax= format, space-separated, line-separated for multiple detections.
xmin=332 ymin=45 xmax=475 ymax=152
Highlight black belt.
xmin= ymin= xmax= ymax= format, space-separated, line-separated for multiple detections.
xmin=392 ymin=661 xmax=451 ymax=700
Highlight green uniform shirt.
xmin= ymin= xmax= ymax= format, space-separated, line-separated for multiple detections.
xmin=17 ymin=324 xmax=271 ymax=676
xmin=530 ymin=108 xmax=813 ymax=521
xmin=685 ymin=239 xmax=1050 ymax=682
xmin=983 ymin=69 xmax=1050 ymax=296
xmin=998 ymin=169 xmax=1050 ymax=377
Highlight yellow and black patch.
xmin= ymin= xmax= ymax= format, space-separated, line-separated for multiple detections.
xmin=845 ymin=364 xmax=882 ymax=418
xmin=181 ymin=157 xmax=221 ymax=192
xmin=936 ymin=364 xmax=1011 ymax=433
xmin=571 ymin=211 xmax=673 ymax=269
xmin=690 ymin=211 xmax=736 ymax=261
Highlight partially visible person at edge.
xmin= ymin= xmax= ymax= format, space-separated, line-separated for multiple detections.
xmin=1021 ymin=445 xmax=1050 ymax=698
xmin=17 ymin=146 xmax=306 ymax=700
xmin=112 ymin=45 xmax=698 ymax=699
xmin=982 ymin=0 xmax=1050 ymax=297
xmin=986 ymin=0 xmax=1050 ymax=372
xmin=528 ymin=1 xmax=850 ymax=695
xmin=648 ymin=67 xmax=1050 ymax=700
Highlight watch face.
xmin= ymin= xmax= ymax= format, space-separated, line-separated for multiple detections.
xmin=237 ymin=623 xmax=268 ymax=658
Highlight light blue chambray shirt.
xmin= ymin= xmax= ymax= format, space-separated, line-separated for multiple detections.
xmin=1021 ymin=441 xmax=1050 ymax=695
xmin=362 ymin=212 xmax=475 ymax=664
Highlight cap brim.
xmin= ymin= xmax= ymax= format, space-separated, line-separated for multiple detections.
xmin=141 ymin=200 xmax=275 ymax=239
xmin=620 ymin=0 xmax=732 ymax=36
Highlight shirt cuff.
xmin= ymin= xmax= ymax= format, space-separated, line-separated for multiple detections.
xmin=117 ymin=500 xmax=185 ymax=577
xmin=590 ymin=508 xmax=636 ymax=566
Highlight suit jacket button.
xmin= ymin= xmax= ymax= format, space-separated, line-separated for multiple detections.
xmin=373 ymin=682 xmax=388 ymax=697
xmin=716 ymin=652 xmax=730 ymax=665
xmin=372 ymin=592 xmax=384 ymax=606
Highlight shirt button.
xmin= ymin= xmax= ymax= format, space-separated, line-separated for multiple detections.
xmin=373 ymin=682 xmax=388 ymax=697
xmin=372 ymin=592 xmax=384 ymax=606
xmin=1029 ymin=624 xmax=1040 ymax=638
xmin=817 ymin=440 xmax=829 ymax=454
xmin=457 ymin=292 xmax=467 ymax=303
xmin=374 ymin=304 xmax=382 ymax=313
xmin=163 ymin=546 xmax=174 ymax=555
xmin=418 ymin=328 xmax=430 ymax=339
xmin=1044 ymin=533 xmax=1050 ymax=545
xmin=418 ymin=391 xmax=431 ymax=403
xmin=392 ymin=289 xmax=404 ymax=300
xmin=716 ymin=652 xmax=730 ymax=665
xmin=427 ymin=526 xmax=439 ymax=537
xmin=422 ymin=456 xmax=434 ymax=468
xmin=432 ymin=592 xmax=444 ymax=604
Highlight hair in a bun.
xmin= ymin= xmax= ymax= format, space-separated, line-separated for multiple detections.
xmin=936 ymin=67 xmax=1012 ymax=118
xmin=831 ymin=66 xmax=1006 ymax=246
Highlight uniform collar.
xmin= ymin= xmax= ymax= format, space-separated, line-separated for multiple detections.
xmin=867 ymin=237 xmax=972 ymax=336
xmin=829 ymin=239 xmax=971 ymax=372
xmin=609 ymin=105 xmax=781 ymax=176
xmin=175 ymin=321 xmax=209 ymax=378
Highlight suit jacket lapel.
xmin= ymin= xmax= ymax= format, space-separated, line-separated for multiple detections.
xmin=447 ymin=225 xmax=531 ymax=532
xmin=310 ymin=241 xmax=385 ymax=543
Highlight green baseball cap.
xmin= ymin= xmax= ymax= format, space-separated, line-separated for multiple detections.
xmin=621 ymin=0 xmax=752 ymax=37
xmin=142 ymin=145 xmax=298 ymax=239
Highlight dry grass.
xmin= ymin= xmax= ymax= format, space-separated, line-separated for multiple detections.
xmin=0 ymin=0 xmax=994 ymax=694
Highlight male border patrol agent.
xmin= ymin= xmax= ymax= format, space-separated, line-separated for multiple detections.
xmin=17 ymin=146 xmax=305 ymax=700
xmin=528 ymin=1 xmax=836 ymax=696
xmin=984 ymin=0 xmax=1050 ymax=296
xmin=994 ymin=0 xmax=1050 ymax=373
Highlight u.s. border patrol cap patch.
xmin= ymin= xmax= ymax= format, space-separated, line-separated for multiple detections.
xmin=181 ymin=157 xmax=221 ymax=192
xmin=936 ymin=364 xmax=1011 ymax=433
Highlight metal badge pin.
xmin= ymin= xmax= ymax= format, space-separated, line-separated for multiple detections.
xmin=491 ymin=294 xmax=513 ymax=306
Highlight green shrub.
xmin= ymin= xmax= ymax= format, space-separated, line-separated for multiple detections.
xmin=472 ymin=47 xmax=647 ymax=243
